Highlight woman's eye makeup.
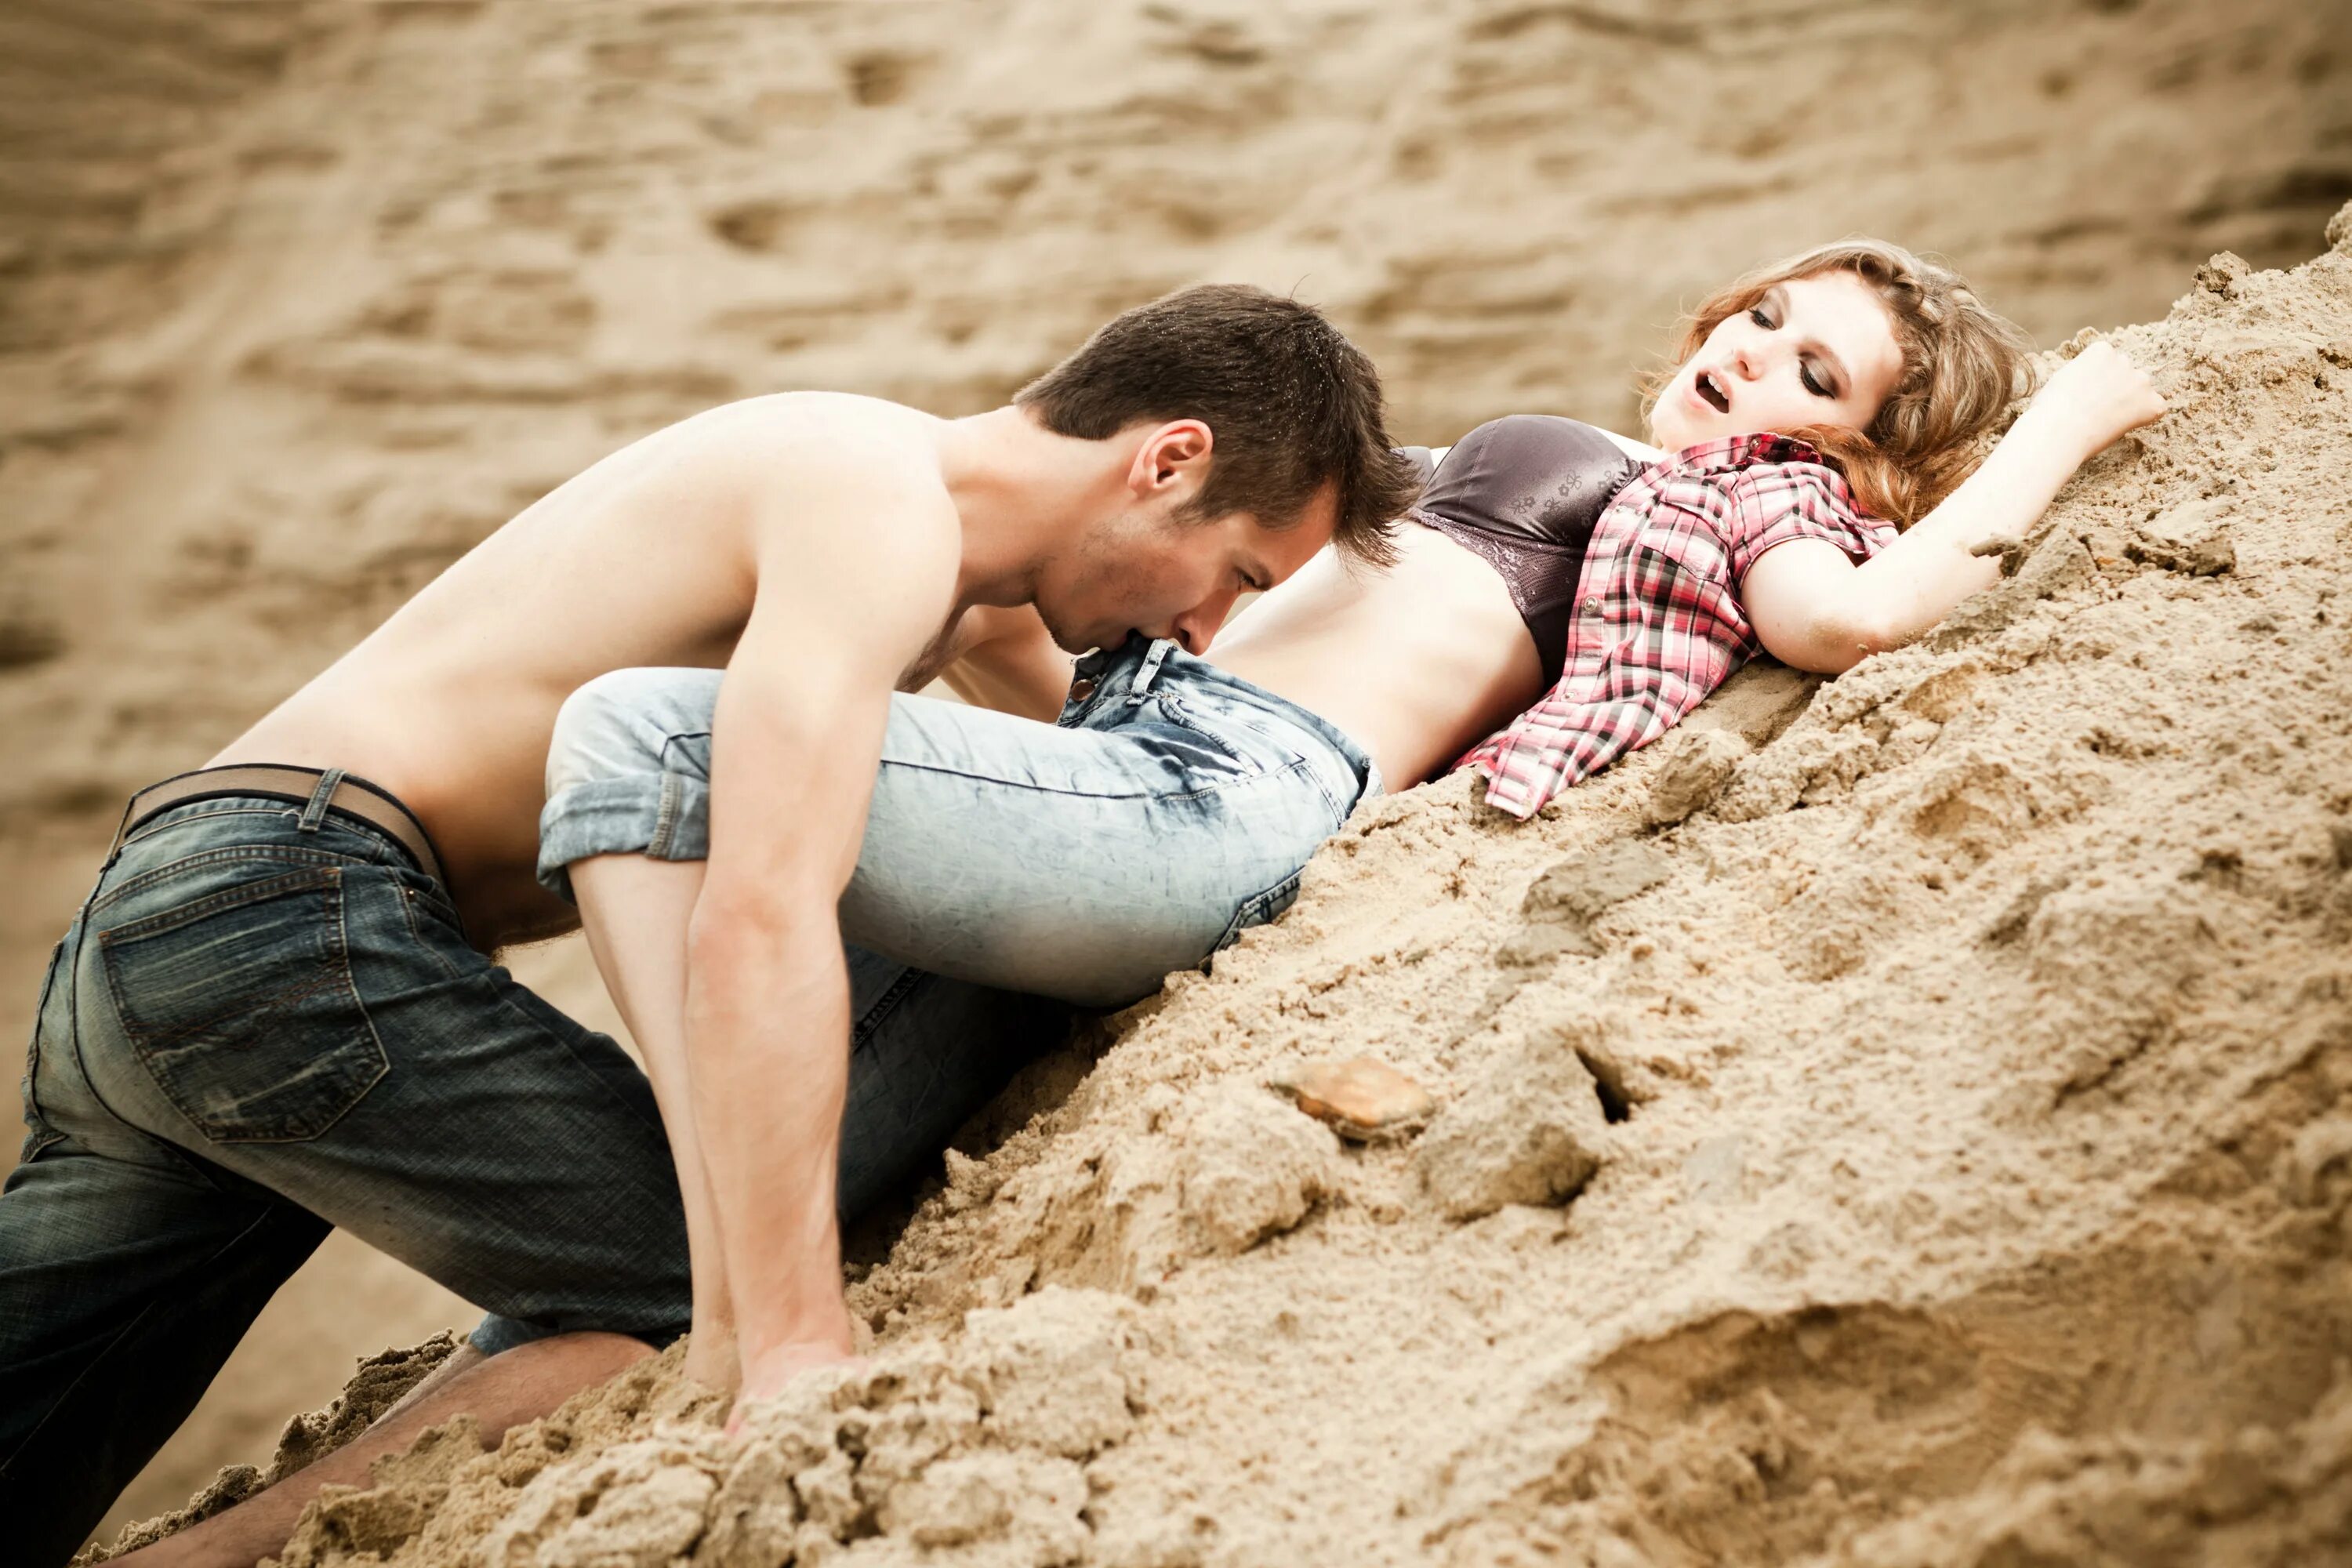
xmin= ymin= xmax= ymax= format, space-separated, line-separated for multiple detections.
xmin=1742 ymin=296 xmax=1834 ymax=397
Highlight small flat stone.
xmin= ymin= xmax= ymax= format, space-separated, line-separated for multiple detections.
xmin=1269 ymin=1058 xmax=1435 ymax=1142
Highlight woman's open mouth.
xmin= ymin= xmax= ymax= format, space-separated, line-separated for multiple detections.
xmin=1693 ymin=368 xmax=1732 ymax=413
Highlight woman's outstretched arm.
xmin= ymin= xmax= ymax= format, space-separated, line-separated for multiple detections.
xmin=1741 ymin=340 xmax=2166 ymax=675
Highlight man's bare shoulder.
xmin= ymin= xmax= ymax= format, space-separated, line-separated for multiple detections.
xmin=681 ymin=393 xmax=961 ymax=561
xmin=689 ymin=394 xmax=949 ymax=492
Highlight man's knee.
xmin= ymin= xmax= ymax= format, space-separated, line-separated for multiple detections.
xmin=545 ymin=667 xmax=719 ymax=798
xmin=539 ymin=670 xmax=724 ymax=898
xmin=470 ymin=1310 xmax=687 ymax=1360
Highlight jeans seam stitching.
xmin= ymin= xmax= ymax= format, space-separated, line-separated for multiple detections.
xmin=18 ymin=942 xmax=65 ymax=1151
xmin=96 ymin=861 xmax=344 ymax=932
xmin=397 ymin=873 xmax=467 ymax=978
xmin=118 ymin=804 xmax=296 ymax=851
xmin=1218 ymin=869 xmax=1305 ymax=950
xmin=849 ymin=965 xmax=930 ymax=1051
xmin=650 ymin=771 xmax=683 ymax=858
xmin=867 ymin=753 xmax=1312 ymax=806
xmin=1150 ymin=695 xmax=1262 ymax=772
xmin=91 ymin=848 xmax=358 ymax=919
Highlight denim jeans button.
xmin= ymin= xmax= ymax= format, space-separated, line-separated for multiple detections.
xmin=1069 ymin=677 xmax=1097 ymax=702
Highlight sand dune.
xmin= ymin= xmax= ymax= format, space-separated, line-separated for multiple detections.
xmin=100 ymin=215 xmax=2352 ymax=1568
xmin=7 ymin=0 xmax=2352 ymax=1559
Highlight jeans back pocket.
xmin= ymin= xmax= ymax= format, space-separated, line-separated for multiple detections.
xmin=97 ymin=863 xmax=388 ymax=1144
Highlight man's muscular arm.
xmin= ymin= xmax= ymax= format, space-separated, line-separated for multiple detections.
xmin=684 ymin=453 xmax=961 ymax=1406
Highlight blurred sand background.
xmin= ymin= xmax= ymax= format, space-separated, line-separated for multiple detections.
xmin=4 ymin=0 xmax=2350 ymax=1552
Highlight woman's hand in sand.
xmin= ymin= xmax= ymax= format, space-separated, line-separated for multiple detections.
xmin=2028 ymin=338 xmax=2167 ymax=456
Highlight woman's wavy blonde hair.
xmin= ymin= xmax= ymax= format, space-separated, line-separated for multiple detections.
xmin=1644 ymin=239 xmax=2037 ymax=525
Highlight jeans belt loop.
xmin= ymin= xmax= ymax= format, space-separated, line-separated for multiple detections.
xmin=1130 ymin=638 xmax=1174 ymax=699
xmin=297 ymin=767 xmax=347 ymax=833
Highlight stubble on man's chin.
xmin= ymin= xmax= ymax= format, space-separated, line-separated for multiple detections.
xmin=1044 ymin=593 xmax=1142 ymax=658
xmin=1036 ymin=610 xmax=1102 ymax=657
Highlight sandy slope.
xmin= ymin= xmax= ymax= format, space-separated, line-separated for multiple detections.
xmin=6 ymin=0 xmax=2352 ymax=1557
xmin=113 ymin=217 xmax=2352 ymax=1567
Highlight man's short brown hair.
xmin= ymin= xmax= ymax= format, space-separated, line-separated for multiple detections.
xmin=1016 ymin=285 xmax=1420 ymax=566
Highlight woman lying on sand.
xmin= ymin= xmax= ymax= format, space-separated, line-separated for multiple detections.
xmin=528 ymin=237 xmax=2165 ymax=1392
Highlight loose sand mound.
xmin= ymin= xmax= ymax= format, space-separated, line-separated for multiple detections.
xmin=96 ymin=217 xmax=2352 ymax=1566
xmin=10 ymin=0 xmax=2352 ymax=1553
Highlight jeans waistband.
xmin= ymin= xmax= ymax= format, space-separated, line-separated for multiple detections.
xmin=110 ymin=765 xmax=448 ymax=891
xmin=1069 ymin=636 xmax=1384 ymax=808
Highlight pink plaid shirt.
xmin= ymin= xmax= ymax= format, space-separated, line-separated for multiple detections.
xmin=1458 ymin=433 xmax=1896 ymax=819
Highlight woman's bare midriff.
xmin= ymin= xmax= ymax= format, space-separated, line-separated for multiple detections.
xmin=1207 ymin=522 xmax=1544 ymax=792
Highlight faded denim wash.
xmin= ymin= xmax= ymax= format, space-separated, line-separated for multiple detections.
xmin=539 ymin=635 xmax=1381 ymax=1010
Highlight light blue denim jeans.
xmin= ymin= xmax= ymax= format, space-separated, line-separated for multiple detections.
xmin=538 ymin=636 xmax=1381 ymax=1010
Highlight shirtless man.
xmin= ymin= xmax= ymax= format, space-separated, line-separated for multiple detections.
xmin=503 ymin=251 xmax=2159 ymax=1425
xmin=0 ymin=283 xmax=1419 ymax=1566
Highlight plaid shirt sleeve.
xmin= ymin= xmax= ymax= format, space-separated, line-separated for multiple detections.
xmin=1458 ymin=438 xmax=1889 ymax=821
xmin=1725 ymin=463 xmax=1896 ymax=580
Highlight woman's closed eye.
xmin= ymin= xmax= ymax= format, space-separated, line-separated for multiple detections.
xmin=1751 ymin=302 xmax=1835 ymax=398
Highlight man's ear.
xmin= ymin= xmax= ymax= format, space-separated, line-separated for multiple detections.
xmin=1126 ymin=419 xmax=1214 ymax=499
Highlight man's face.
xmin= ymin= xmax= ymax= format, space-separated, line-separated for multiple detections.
xmin=1033 ymin=425 xmax=1338 ymax=656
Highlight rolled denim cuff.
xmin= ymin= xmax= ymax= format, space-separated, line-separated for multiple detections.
xmin=535 ymin=769 xmax=711 ymax=902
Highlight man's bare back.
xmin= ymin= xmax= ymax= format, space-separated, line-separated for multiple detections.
xmin=211 ymin=394 xmax=974 ymax=949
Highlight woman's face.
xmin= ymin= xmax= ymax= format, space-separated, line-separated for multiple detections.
xmin=1649 ymin=270 xmax=1907 ymax=454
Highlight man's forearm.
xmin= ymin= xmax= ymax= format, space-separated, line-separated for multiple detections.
xmin=683 ymin=910 xmax=858 ymax=1382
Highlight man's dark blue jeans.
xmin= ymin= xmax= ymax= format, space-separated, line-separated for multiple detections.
xmin=0 ymin=775 xmax=1064 ymax=1566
